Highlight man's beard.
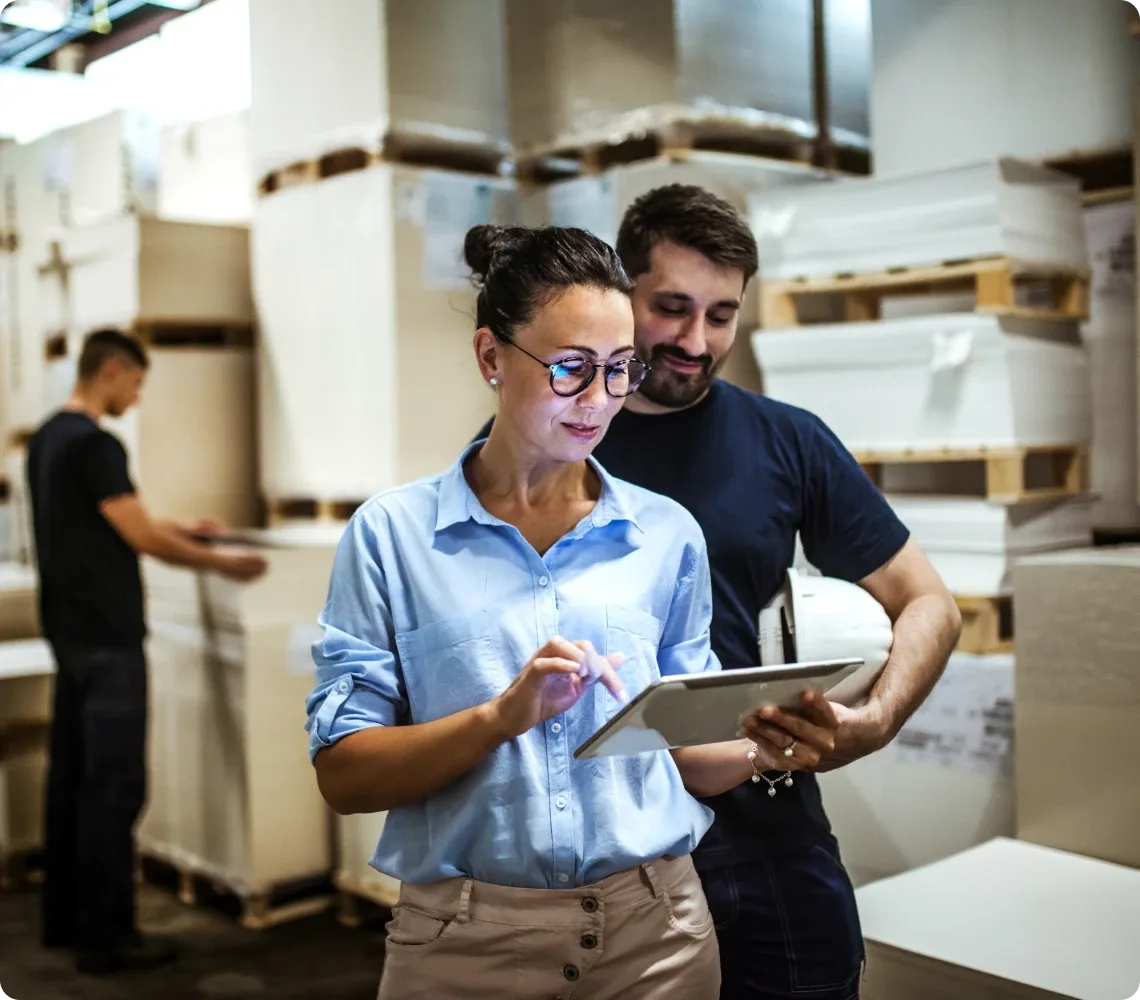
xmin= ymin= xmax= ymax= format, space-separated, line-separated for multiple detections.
xmin=635 ymin=344 xmax=722 ymax=409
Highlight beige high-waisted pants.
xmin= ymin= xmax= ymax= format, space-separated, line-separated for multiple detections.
xmin=377 ymin=853 xmax=721 ymax=999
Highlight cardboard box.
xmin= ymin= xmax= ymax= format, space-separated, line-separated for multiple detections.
xmin=140 ymin=529 xmax=341 ymax=894
xmin=43 ymin=347 xmax=258 ymax=528
xmin=248 ymin=0 xmax=509 ymax=175
xmin=252 ymin=165 xmax=515 ymax=501
xmin=1012 ymin=547 xmax=1140 ymax=869
xmin=57 ymin=215 xmax=252 ymax=337
xmin=752 ymin=313 xmax=1090 ymax=453
xmin=858 ymin=839 xmax=1140 ymax=1000
xmin=820 ymin=653 xmax=1014 ymax=887
xmin=158 ymin=112 xmax=254 ymax=227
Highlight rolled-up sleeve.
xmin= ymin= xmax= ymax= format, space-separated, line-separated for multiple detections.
xmin=658 ymin=527 xmax=721 ymax=677
xmin=305 ymin=508 xmax=407 ymax=760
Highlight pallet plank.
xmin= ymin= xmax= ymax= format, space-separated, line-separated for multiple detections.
xmin=955 ymin=595 xmax=1014 ymax=655
xmin=760 ymin=256 xmax=1090 ymax=328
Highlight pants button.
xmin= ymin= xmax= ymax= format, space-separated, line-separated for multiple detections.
xmin=563 ymin=964 xmax=580 ymax=982
xmin=580 ymin=897 xmax=598 ymax=913
xmin=579 ymin=933 xmax=597 ymax=949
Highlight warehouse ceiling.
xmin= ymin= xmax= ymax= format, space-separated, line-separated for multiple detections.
xmin=0 ymin=0 xmax=213 ymax=69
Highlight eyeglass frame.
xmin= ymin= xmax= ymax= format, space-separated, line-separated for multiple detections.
xmin=505 ymin=340 xmax=651 ymax=398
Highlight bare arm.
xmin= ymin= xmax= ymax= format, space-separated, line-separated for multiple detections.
xmin=671 ymin=741 xmax=755 ymax=798
xmin=314 ymin=702 xmax=507 ymax=814
xmin=816 ymin=538 xmax=961 ymax=770
xmin=100 ymin=494 xmax=263 ymax=580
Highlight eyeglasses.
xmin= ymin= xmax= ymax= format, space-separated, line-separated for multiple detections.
xmin=508 ymin=341 xmax=651 ymax=398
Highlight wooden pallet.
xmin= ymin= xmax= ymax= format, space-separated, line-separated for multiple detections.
xmin=760 ymin=256 xmax=1091 ymax=328
xmin=267 ymin=498 xmax=366 ymax=524
xmin=955 ymin=595 xmax=1014 ymax=655
xmin=1043 ymin=145 xmax=1133 ymax=205
xmin=514 ymin=114 xmax=865 ymax=184
xmin=131 ymin=320 xmax=255 ymax=349
xmin=139 ymin=854 xmax=332 ymax=931
xmin=257 ymin=132 xmax=510 ymax=196
xmin=1092 ymin=525 xmax=1140 ymax=547
xmin=333 ymin=870 xmax=399 ymax=929
xmin=858 ymin=445 xmax=1088 ymax=503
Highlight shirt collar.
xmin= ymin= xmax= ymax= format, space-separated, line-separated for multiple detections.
xmin=435 ymin=439 xmax=643 ymax=536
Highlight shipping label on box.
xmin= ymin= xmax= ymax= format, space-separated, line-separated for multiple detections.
xmin=421 ymin=172 xmax=500 ymax=291
xmin=549 ymin=176 xmax=617 ymax=248
xmin=890 ymin=655 xmax=1014 ymax=776
xmin=1084 ymin=200 xmax=1135 ymax=302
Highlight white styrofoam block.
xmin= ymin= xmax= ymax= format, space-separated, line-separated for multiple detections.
xmin=158 ymin=111 xmax=254 ymax=226
xmin=857 ymin=838 xmax=1140 ymax=1000
xmin=1082 ymin=200 xmax=1140 ymax=529
xmin=870 ymin=0 xmax=1137 ymax=179
xmin=248 ymin=0 xmax=509 ymax=174
xmin=821 ymin=652 xmax=1013 ymax=886
xmin=749 ymin=158 xmax=1087 ymax=281
xmin=752 ymin=313 xmax=1091 ymax=452
xmin=888 ymin=497 xmax=1092 ymax=595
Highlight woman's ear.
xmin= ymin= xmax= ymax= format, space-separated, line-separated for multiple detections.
xmin=474 ymin=327 xmax=502 ymax=386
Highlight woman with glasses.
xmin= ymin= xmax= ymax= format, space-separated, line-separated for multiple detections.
xmin=306 ymin=225 xmax=743 ymax=999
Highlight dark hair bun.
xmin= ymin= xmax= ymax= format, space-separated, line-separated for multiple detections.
xmin=464 ymin=224 xmax=515 ymax=282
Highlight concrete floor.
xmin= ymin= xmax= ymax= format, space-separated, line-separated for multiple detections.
xmin=0 ymin=884 xmax=387 ymax=1000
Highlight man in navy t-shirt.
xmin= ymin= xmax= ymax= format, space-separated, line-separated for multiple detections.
xmin=479 ymin=187 xmax=961 ymax=998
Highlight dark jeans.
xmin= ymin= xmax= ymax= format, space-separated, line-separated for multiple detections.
xmin=700 ymin=837 xmax=864 ymax=1000
xmin=42 ymin=643 xmax=148 ymax=952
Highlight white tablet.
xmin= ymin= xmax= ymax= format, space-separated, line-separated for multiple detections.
xmin=574 ymin=658 xmax=865 ymax=760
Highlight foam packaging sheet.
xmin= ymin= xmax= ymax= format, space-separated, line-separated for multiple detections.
xmin=1012 ymin=547 xmax=1140 ymax=870
xmin=752 ymin=313 xmax=1091 ymax=453
xmin=252 ymin=165 xmax=514 ymax=501
xmin=820 ymin=652 xmax=1013 ymax=888
xmin=749 ymin=158 xmax=1087 ymax=281
xmin=858 ymin=839 xmax=1140 ymax=1000
xmin=887 ymin=497 xmax=1092 ymax=595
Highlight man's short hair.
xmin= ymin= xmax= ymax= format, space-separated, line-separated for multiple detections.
xmin=615 ymin=183 xmax=759 ymax=285
xmin=77 ymin=329 xmax=149 ymax=379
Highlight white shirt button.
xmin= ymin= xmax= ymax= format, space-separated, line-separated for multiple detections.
xmin=550 ymin=722 xmax=562 ymax=734
xmin=558 ymin=874 xmax=569 ymax=884
xmin=555 ymin=796 xmax=567 ymax=810
xmin=337 ymin=679 xmax=349 ymax=693
xmin=538 ymin=576 xmax=549 ymax=587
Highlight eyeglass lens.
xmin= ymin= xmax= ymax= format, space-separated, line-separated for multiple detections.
xmin=550 ymin=359 xmax=649 ymax=398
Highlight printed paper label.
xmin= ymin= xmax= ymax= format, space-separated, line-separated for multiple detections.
xmin=891 ymin=656 xmax=1014 ymax=776
xmin=1084 ymin=201 xmax=1135 ymax=302
xmin=422 ymin=172 xmax=498 ymax=290
xmin=549 ymin=176 xmax=617 ymax=247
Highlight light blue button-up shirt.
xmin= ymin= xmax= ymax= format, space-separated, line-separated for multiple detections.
xmin=306 ymin=442 xmax=719 ymax=889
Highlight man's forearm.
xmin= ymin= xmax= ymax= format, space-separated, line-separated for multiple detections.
xmin=816 ymin=591 xmax=959 ymax=772
xmin=145 ymin=524 xmax=223 ymax=570
xmin=868 ymin=590 xmax=960 ymax=739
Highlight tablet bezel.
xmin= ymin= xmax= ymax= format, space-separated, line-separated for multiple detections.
xmin=573 ymin=658 xmax=863 ymax=760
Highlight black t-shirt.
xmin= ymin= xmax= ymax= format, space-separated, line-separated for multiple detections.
xmin=477 ymin=380 xmax=910 ymax=865
xmin=26 ymin=411 xmax=145 ymax=649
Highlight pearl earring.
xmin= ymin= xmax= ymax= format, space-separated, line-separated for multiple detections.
xmin=489 ymin=377 xmax=499 ymax=387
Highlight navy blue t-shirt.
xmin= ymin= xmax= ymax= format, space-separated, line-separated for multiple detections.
xmin=477 ymin=380 xmax=909 ymax=866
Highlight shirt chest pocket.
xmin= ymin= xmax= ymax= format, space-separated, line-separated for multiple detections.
xmin=602 ymin=604 xmax=664 ymax=720
xmin=395 ymin=611 xmax=504 ymax=725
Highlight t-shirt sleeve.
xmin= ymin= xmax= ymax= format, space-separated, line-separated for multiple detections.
xmin=77 ymin=432 xmax=135 ymax=506
xmin=799 ymin=415 xmax=910 ymax=583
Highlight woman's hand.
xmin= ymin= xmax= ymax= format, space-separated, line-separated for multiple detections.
xmin=488 ymin=638 xmax=625 ymax=741
xmin=740 ymin=689 xmax=841 ymax=770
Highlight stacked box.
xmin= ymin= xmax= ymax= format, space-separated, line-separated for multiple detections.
xmin=335 ymin=812 xmax=400 ymax=909
xmin=252 ymin=164 xmax=515 ymax=504
xmin=248 ymin=0 xmax=510 ymax=178
xmin=140 ymin=528 xmax=341 ymax=899
xmin=1012 ymin=548 xmax=1140 ymax=870
xmin=507 ymin=0 xmax=870 ymax=154
xmin=158 ymin=112 xmax=254 ymax=226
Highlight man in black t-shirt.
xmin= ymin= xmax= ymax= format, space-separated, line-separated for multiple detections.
xmin=26 ymin=329 xmax=267 ymax=976
xmin=477 ymin=190 xmax=962 ymax=999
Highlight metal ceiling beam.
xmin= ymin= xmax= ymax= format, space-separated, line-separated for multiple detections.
xmin=1 ymin=0 xmax=150 ymax=67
